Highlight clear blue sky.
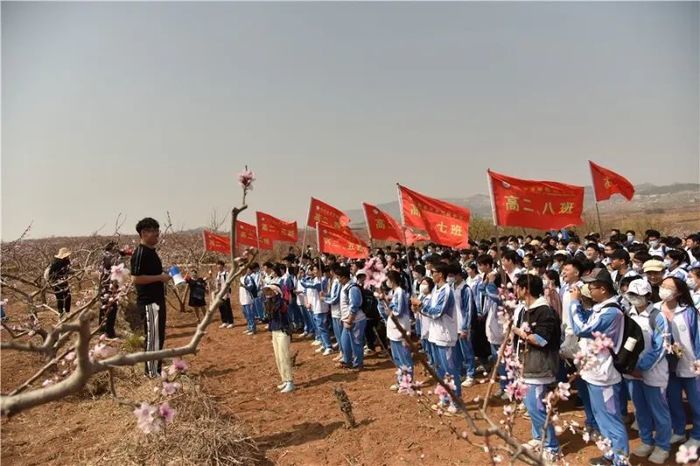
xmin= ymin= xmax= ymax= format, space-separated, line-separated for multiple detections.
xmin=2 ymin=2 xmax=698 ymax=239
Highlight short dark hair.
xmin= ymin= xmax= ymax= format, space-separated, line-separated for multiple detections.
xmin=563 ymin=258 xmax=583 ymax=275
xmin=336 ymin=266 xmax=351 ymax=279
xmin=135 ymin=217 xmax=159 ymax=235
xmin=216 ymin=260 xmax=226 ymax=267
xmin=413 ymin=264 xmax=426 ymax=276
xmin=516 ymin=274 xmax=544 ymax=298
xmin=433 ymin=263 xmax=450 ymax=277
xmin=476 ymin=254 xmax=494 ymax=267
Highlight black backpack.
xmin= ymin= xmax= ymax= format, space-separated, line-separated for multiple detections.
xmin=605 ymin=303 xmax=645 ymax=374
xmin=344 ymin=283 xmax=373 ymax=316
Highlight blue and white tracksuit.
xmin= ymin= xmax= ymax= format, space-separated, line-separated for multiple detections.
xmin=340 ymin=282 xmax=366 ymax=368
xmin=665 ymin=303 xmax=700 ymax=441
xmin=420 ymin=283 xmax=461 ymax=398
xmin=453 ymin=281 xmax=476 ymax=379
xmin=301 ymin=276 xmax=332 ymax=350
xmin=380 ymin=287 xmax=413 ymax=383
xmin=570 ymin=297 xmax=629 ymax=465
xmin=625 ymin=304 xmax=672 ymax=452
xmin=239 ymin=273 xmax=257 ymax=332
xmin=253 ymin=271 xmax=265 ymax=320
xmin=325 ymin=278 xmax=343 ymax=349
xmin=478 ymin=280 xmax=506 ymax=389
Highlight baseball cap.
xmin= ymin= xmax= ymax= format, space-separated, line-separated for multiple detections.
xmin=627 ymin=279 xmax=652 ymax=296
xmin=643 ymin=259 xmax=665 ymax=273
xmin=582 ymin=267 xmax=614 ymax=288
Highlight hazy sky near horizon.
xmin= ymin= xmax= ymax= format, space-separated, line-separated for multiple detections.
xmin=2 ymin=1 xmax=699 ymax=239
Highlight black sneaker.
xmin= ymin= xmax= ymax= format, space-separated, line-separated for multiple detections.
xmin=588 ymin=456 xmax=612 ymax=466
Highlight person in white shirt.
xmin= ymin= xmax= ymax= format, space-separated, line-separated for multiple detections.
xmin=378 ymin=270 xmax=413 ymax=390
xmin=569 ymin=268 xmax=628 ymax=466
xmin=664 ymin=249 xmax=690 ymax=283
xmin=239 ymin=264 xmax=258 ymax=334
xmin=623 ymin=279 xmax=671 ymax=464
xmin=659 ymin=276 xmax=700 ymax=451
xmin=689 ymin=267 xmax=700 ymax=308
xmin=215 ymin=260 xmax=234 ymax=329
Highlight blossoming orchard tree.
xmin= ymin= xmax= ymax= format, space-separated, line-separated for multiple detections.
xmin=0 ymin=168 xmax=258 ymax=433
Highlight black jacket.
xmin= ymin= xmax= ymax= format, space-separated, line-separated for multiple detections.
xmin=516 ymin=302 xmax=561 ymax=380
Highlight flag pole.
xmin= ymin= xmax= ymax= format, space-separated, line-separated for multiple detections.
xmin=589 ymin=162 xmax=604 ymax=235
xmin=396 ymin=183 xmax=408 ymax=245
xmin=486 ymin=171 xmax=507 ymax=285
xmin=300 ymin=198 xmax=312 ymax=257
xmin=361 ymin=203 xmax=376 ymax=253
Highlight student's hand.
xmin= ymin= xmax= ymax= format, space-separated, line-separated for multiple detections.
xmin=629 ymin=369 xmax=643 ymax=379
xmin=459 ymin=331 xmax=470 ymax=340
xmin=569 ymin=286 xmax=581 ymax=301
xmin=487 ymin=272 xmax=497 ymax=284
xmin=410 ymin=297 xmax=421 ymax=307
xmin=160 ymin=273 xmax=172 ymax=283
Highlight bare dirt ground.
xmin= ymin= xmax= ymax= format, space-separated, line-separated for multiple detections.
xmin=2 ymin=302 xmax=670 ymax=466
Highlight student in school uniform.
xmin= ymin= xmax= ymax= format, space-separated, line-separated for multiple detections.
xmin=448 ymin=263 xmax=477 ymax=388
xmin=378 ymin=270 xmax=413 ymax=390
xmin=338 ymin=266 xmax=367 ymax=370
xmin=239 ymin=264 xmax=258 ymax=335
xmin=658 ymin=276 xmax=700 ymax=451
xmin=623 ymin=279 xmax=671 ymax=465
xmin=569 ymin=268 xmax=629 ymax=466
xmin=411 ymin=263 xmax=462 ymax=410
xmin=300 ymin=264 xmax=333 ymax=356
xmin=664 ymin=249 xmax=690 ymax=283
xmin=324 ymin=265 xmax=344 ymax=361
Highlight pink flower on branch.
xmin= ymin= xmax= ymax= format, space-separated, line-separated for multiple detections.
xmin=237 ymin=167 xmax=255 ymax=190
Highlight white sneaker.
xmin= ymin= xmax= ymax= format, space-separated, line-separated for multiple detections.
xmin=243 ymin=329 xmax=251 ymax=335
xmin=648 ymin=447 xmax=669 ymax=464
xmin=364 ymin=348 xmax=375 ymax=356
xmin=631 ymin=420 xmax=639 ymax=431
xmin=333 ymin=354 xmax=343 ymax=362
xmin=332 ymin=343 xmax=339 ymax=350
xmin=670 ymin=434 xmax=687 ymax=445
xmin=280 ymin=382 xmax=295 ymax=393
xmin=461 ymin=377 xmax=475 ymax=388
xmin=225 ymin=324 xmax=234 ymax=329
xmin=315 ymin=347 xmax=324 ymax=353
xmin=322 ymin=348 xmax=333 ymax=356
xmin=682 ymin=438 xmax=700 ymax=449
xmin=311 ymin=340 xmax=322 ymax=347
xmin=632 ymin=443 xmax=654 ymax=457
xmin=523 ymin=439 xmax=541 ymax=450
xmin=299 ymin=332 xmax=308 ymax=338
xmin=277 ymin=382 xmax=287 ymax=390
xmin=219 ymin=323 xmax=227 ymax=328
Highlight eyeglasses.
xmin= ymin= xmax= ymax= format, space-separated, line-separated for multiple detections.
xmin=588 ymin=285 xmax=603 ymax=290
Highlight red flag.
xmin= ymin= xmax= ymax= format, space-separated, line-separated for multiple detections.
xmin=236 ymin=221 xmax=259 ymax=249
xmin=258 ymin=236 xmax=274 ymax=250
xmin=317 ymin=224 xmax=369 ymax=259
xmin=397 ymin=184 xmax=470 ymax=248
xmin=256 ymin=212 xmax=298 ymax=243
xmin=202 ymin=230 xmax=231 ymax=254
xmin=589 ymin=161 xmax=635 ymax=202
xmin=403 ymin=226 xmax=430 ymax=246
xmin=307 ymin=197 xmax=351 ymax=229
xmin=488 ymin=170 xmax=585 ymax=230
xmin=362 ymin=202 xmax=404 ymax=243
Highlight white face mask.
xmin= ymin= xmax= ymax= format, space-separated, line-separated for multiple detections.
xmin=688 ymin=278 xmax=697 ymax=289
xmin=543 ymin=278 xmax=550 ymax=288
xmin=446 ymin=276 xmax=456 ymax=285
xmin=625 ymin=294 xmax=647 ymax=308
xmin=627 ymin=234 xmax=635 ymax=242
xmin=632 ymin=263 xmax=643 ymax=273
xmin=419 ymin=284 xmax=430 ymax=295
xmin=663 ymin=259 xmax=673 ymax=268
xmin=649 ymin=240 xmax=659 ymax=248
xmin=386 ymin=280 xmax=394 ymax=289
xmin=659 ymin=287 xmax=675 ymax=302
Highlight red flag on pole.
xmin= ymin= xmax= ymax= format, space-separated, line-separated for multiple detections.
xmin=258 ymin=236 xmax=274 ymax=250
xmin=488 ymin=170 xmax=585 ymax=230
xmin=317 ymin=223 xmax=369 ymax=259
xmin=362 ymin=202 xmax=404 ymax=243
xmin=397 ymin=184 xmax=470 ymax=248
xmin=236 ymin=221 xmax=259 ymax=249
xmin=306 ymin=197 xmax=351 ymax=229
xmin=256 ymin=211 xmax=298 ymax=243
xmin=403 ymin=226 xmax=430 ymax=246
xmin=203 ymin=230 xmax=231 ymax=254
xmin=589 ymin=161 xmax=635 ymax=202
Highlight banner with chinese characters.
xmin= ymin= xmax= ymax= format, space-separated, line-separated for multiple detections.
xmin=256 ymin=211 xmax=298 ymax=243
xmin=236 ymin=220 xmax=260 ymax=249
xmin=203 ymin=230 xmax=231 ymax=254
xmin=317 ymin=223 xmax=369 ymax=259
xmin=306 ymin=197 xmax=351 ymax=229
xmin=488 ymin=170 xmax=584 ymax=230
xmin=362 ymin=202 xmax=404 ymax=243
xmin=589 ymin=160 xmax=635 ymax=202
xmin=403 ymin=226 xmax=430 ymax=245
xmin=398 ymin=184 xmax=470 ymax=248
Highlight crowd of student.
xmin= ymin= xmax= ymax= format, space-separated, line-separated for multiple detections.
xmin=224 ymin=228 xmax=700 ymax=466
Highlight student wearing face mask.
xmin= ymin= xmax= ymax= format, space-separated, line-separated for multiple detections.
xmin=417 ymin=277 xmax=436 ymax=368
xmin=623 ymin=279 xmax=671 ymax=464
xmin=689 ymin=268 xmax=700 ymax=308
xmin=658 ymin=276 xmax=700 ymax=451
xmin=448 ymin=263 xmax=477 ymax=388
xmin=378 ymin=270 xmax=413 ymax=390
xmin=411 ymin=263 xmax=462 ymax=408
xmin=631 ymin=251 xmax=652 ymax=275
xmin=664 ymin=249 xmax=690 ymax=283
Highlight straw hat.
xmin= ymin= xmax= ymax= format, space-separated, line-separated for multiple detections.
xmin=55 ymin=247 xmax=72 ymax=259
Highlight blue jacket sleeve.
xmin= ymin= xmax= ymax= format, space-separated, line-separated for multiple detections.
xmin=388 ymin=290 xmax=407 ymax=316
xmin=421 ymin=287 xmax=452 ymax=319
xmin=324 ymin=282 xmax=340 ymax=305
xmin=637 ymin=312 xmax=668 ymax=371
xmin=300 ymin=278 xmax=322 ymax=291
xmin=349 ymin=286 xmax=363 ymax=314
xmin=460 ymin=286 xmax=474 ymax=332
xmin=689 ymin=306 xmax=700 ymax=360
xmin=570 ymin=301 xmax=618 ymax=338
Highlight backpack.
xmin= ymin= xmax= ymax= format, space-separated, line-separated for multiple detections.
xmin=344 ymin=283 xmax=371 ymax=315
xmin=604 ymin=303 xmax=645 ymax=375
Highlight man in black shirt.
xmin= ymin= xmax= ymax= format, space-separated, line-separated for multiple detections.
xmin=130 ymin=217 xmax=171 ymax=377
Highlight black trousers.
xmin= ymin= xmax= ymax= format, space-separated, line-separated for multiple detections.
xmin=99 ymin=301 xmax=118 ymax=338
xmin=219 ymin=298 xmax=234 ymax=324
xmin=140 ymin=301 xmax=167 ymax=377
xmin=365 ymin=318 xmax=389 ymax=351
xmin=53 ymin=286 xmax=72 ymax=314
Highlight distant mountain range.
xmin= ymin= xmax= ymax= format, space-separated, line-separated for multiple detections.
xmin=345 ymin=182 xmax=700 ymax=226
